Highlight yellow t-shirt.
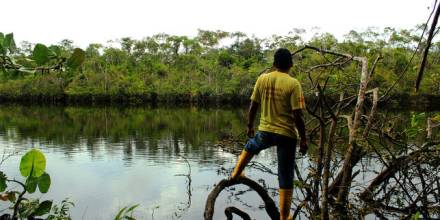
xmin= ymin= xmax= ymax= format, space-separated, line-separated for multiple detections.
xmin=250 ymin=71 xmax=305 ymax=138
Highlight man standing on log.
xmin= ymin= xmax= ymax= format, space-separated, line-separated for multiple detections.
xmin=230 ymin=48 xmax=307 ymax=220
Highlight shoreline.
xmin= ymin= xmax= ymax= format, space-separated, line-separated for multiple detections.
xmin=0 ymin=93 xmax=439 ymax=111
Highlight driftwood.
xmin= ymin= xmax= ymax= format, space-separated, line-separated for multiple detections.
xmin=204 ymin=177 xmax=280 ymax=220
xmin=224 ymin=207 xmax=251 ymax=220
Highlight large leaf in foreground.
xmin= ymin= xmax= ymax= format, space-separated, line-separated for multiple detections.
xmin=32 ymin=200 xmax=52 ymax=216
xmin=37 ymin=172 xmax=51 ymax=193
xmin=25 ymin=176 xmax=38 ymax=193
xmin=20 ymin=149 xmax=46 ymax=178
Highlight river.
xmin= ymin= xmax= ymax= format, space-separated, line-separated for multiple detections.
xmin=0 ymin=105 xmax=436 ymax=219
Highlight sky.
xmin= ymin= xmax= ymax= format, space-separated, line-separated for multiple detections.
xmin=1 ymin=0 xmax=435 ymax=48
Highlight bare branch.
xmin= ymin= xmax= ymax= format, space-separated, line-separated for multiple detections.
xmin=204 ymin=177 xmax=280 ymax=220
xmin=415 ymin=0 xmax=440 ymax=91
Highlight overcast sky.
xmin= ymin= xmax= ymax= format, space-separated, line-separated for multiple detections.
xmin=1 ymin=0 xmax=435 ymax=48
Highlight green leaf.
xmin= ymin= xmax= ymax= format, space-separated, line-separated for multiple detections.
xmin=4 ymin=33 xmax=16 ymax=53
xmin=32 ymin=200 xmax=52 ymax=216
xmin=0 ymin=171 xmax=7 ymax=192
xmin=411 ymin=211 xmax=420 ymax=220
xmin=26 ymin=176 xmax=38 ymax=193
xmin=114 ymin=207 xmax=128 ymax=220
xmin=37 ymin=172 xmax=51 ymax=193
xmin=48 ymin=45 xmax=62 ymax=57
xmin=125 ymin=204 xmax=139 ymax=213
xmin=32 ymin=44 xmax=51 ymax=65
xmin=20 ymin=149 xmax=46 ymax=178
xmin=66 ymin=48 xmax=85 ymax=69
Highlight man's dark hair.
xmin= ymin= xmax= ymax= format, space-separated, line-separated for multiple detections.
xmin=273 ymin=48 xmax=293 ymax=70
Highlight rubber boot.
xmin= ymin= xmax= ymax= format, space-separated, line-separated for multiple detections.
xmin=279 ymin=188 xmax=293 ymax=220
xmin=231 ymin=149 xmax=253 ymax=179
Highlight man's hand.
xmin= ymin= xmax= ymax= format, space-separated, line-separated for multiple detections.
xmin=299 ymin=138 xmax=308 ymax=156
xmin=247 ymin=126 xmax=255 ymax=138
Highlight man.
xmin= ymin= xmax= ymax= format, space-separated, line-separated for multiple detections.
xmin=230 ymin=48 xmax=307 ymax=220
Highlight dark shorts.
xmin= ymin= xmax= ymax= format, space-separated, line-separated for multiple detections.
xmin=244 ymin=131 xmax=297 ymax=189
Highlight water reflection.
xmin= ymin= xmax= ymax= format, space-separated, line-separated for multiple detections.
xmin=0 ymin=105 xmax=275 ymax=220
xmin=0 ymin=105 xmax=248 ymax=163
xmin=0 ymin=105 xmax=435 ymax=219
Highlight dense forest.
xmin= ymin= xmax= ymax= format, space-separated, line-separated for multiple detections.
xmin=1 ymin=27 xmax=440 ymax=104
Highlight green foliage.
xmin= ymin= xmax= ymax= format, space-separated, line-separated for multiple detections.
xmin=0 ymin=149 xmax=58 ymax=219
xmin=47 ymin=198 xmax=74 ymax=220
xmin=25 ymin=172 xmax=52 ymax=194
xmin=32 ymin=200 xmax=53 ymax=216
xmin=1 ymin=33 xmax=85 ymax=82
xmin=18 ymin=199 xmax=53 ymax=218
xmin=114 ymin=204 xmax=139 ymax=220
xmin=66 ymin=48 xmax=85 ymax=69
xmin=411 ymin=211 xmax=421 ymax=220
xmin=32 ymin=43 xmax=51 ymax=65
xmin=38 ymin=172 xmax=51 ymax=193
xmin=1 ymin=28 xmax=440 ymax=102
xmin=0 ymin=171 xmax=7 ymax=192
xmin=0 ymin=32 xmax=16 ymax=55
xmin=20 ymin=148 xmax=46 ymax=178
xmin=25 ymin=176 xmax=38 ymax=193
xmin=404 ymin=112 xmax=426 ymax=139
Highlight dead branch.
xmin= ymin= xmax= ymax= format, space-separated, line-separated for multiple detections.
xmin=360 ymin=142 xmax=440 ymax=201
xmin=204 ymin=177 xmax=280 ymax=220
xmin=224 ymin=207 xmax=252 ymax=220
xmin=363 ymin=88 xmax=379 ymax=138
xmin=367 ymin=55 xmax=383 ymax=81
xmin=427 ymin=117 xmax=433 ymax=139
xmin=416 ymin=0 xmax=440 ymax=91
xmin=292 ymin=45 xmax=353 ymax=59
xmin=321 ymin=93 xmax=344 ymax=220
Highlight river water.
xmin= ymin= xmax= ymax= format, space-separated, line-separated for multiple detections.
xmin=0 ymin=105 xmax=290 ymax=219
xmin=0 ymin=105 xmax=435 ymax=219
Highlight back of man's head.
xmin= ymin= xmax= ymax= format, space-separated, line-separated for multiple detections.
xmin=273 ymin=48 xmax=293 ymax=71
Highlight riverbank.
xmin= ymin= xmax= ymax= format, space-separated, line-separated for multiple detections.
xmin=0 ymin=92 xmax=439 ymax=111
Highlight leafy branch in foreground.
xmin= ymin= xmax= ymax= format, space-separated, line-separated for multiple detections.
xmin=0 ymin=149 xmax=73 ymax=220
xmin=0 ymin=32 xmax=85 ymax=77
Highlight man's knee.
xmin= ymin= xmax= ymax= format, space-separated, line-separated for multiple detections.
xmin=244 ymin=138 xmax=261 ymax=154
xmin=278 ymin=172 xmax=294 ymax=189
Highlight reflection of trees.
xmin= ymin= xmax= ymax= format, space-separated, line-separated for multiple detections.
xmin=0 ymin=105 xmax=245 ymax=163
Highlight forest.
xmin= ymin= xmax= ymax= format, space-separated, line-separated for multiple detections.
xmin=1 ymin=26 xmax=440 ymax=105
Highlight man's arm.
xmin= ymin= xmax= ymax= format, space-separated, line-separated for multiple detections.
xmin=247 ymin=101 xmax=259 ymax=137
xmin=293 ymin=109 xmax=308 ymax=155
